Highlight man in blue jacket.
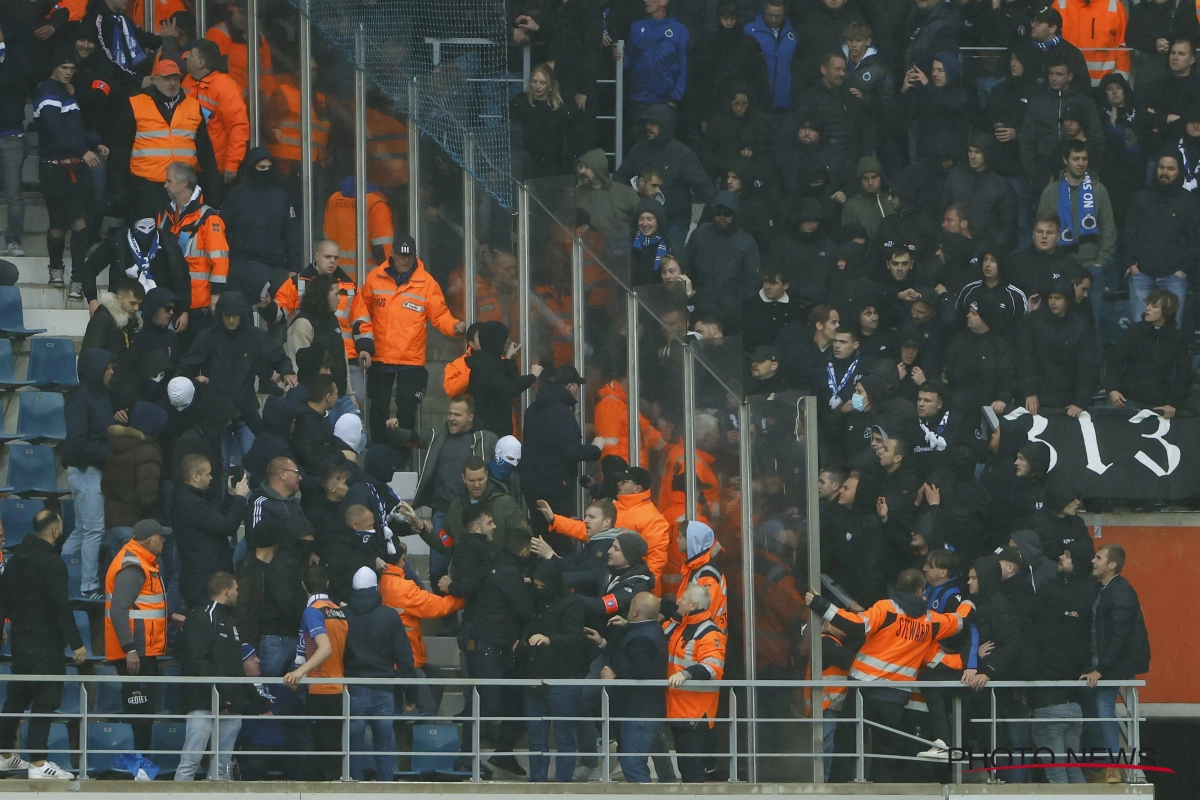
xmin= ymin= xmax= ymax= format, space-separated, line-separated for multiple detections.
xmin=745 ymin=0 xmax=797 ymax=111
xmin=624 ymin=0 xmax=689 ymax=121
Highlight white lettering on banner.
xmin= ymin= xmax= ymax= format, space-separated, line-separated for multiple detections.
xmin=1077 ymin=411 xmax=1113 ymax=475
xmin=1004 ymin=408 xmax=1059 ymax=471
xmin=1129 ymin=409 xmax=1181 ymax=477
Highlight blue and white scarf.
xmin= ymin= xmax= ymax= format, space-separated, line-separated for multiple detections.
xmin=826 ymin=356 xmax=859 ymax=410
xmin=1056 ymin=172 xmax=1097 ymax=248
xmin=632 ymin=232 xmax=668 ymax=275
xmin=1033 ymin=35 xmax=1062 ymax=51
xmin=1179 ymin=138 xmax=1199 ymax=191
xmin=98 ymin=13 xmax=148 ymax=76
xmin=125 ymin=224 xmax=161 ymax=292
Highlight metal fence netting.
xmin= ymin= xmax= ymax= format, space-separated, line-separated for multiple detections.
xmin=294 ymin=0 xmax=514 ymax=209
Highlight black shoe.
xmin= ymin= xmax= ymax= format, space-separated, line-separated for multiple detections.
xmin=452 ymin=757 xmax=491 ymax=779
xmin=487 ymin=754 xmax=526 ymax=777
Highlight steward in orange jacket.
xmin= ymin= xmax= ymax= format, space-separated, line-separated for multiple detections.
xmin=664 ymin=582 xmax=727 ymax=782
xmin=444 ymin=267 xmax=503 ymax=323
xmin=182 ymin=40 xmax=250 ymax=179
xmin=378 ymin=561 xmax=465 ymax=669
xmin=612 ymin=468 xmax=670 ymax=591
xmin=676 ymin=521 xmax=728 ymax=632
xmin=753 ymin=528 xmax=806 ymax=674
xmin=1055 ymin=0 xmax=1129 ymax=84
xmin=158 ymin=179 xmax=229 ymax=317
xmin=129 ymin=0 xmax=186 ymax=29
xmin=658 ymin=486 xmax=709 ymax=599
xmin=365 ymin=107 xmax=409 ymax=188
xmin=594 ymin=378 xmax=662 ymax=467
xmin=323 ymin=177 xmax=394 ymax=283
xmin=205 ymin=14 xmax=272 ymax=93
xmin=656 ymin=441 xmax=720 ymax=513
xmin=272 ymin=240 xmax=359 ymax=359
xmin=104 ymin=528 xmax=169 ymax=662
xmin=266 ymin=70 xmax=328 ymax=170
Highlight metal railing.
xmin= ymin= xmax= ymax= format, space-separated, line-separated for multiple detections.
xmin=0 ymin=674 xmax=1146 ymax=784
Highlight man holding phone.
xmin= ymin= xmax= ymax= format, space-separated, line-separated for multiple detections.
xmin=172 ymin=453 xmax=252 ymax=610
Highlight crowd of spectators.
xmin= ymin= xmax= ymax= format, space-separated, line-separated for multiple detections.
xmin=0 ymin=0 xmax=1165 ymax=786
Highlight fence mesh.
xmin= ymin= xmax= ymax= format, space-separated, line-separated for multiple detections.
xmin=292 ymin=0 xmax=514 ymax=209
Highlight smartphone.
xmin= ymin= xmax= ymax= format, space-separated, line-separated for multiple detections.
xmin=228 ymin=464 xmax=245 ymax=486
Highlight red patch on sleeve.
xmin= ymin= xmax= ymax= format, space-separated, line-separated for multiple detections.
xmin=91 ymin=80 xmax=111 ymax=96
xmin=603 ymin=594 xmax=619 ymax=614
xmin=438 ymin=529 xmax=454 ymax=548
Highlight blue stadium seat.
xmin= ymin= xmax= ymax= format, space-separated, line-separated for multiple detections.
xmin=160 ymin=662 xmax=181 ymax=715
xmin=0 ymin=498 xmax=41 ymax=551
xmin=19 ymin=721 xmax=73 ymax=770
xmin=0 ymin=340 xmax=32 ymax=390
xmin=397 ymin=724 xmax=471 ymax=779
xmin=85 ymin=722 xmax=134 ymax=776
xmin=57 ymin=666 xmax=80 ymax=716
xmin=11 ymin=392 xmax=67 ymax=444
xmin=91 ymin=664 xmax=122 ymax=714
xmin=66 ymin=610 xmax=100 ymax=661
xmin=64 ymin=553 xmax=83 ymax=602
xmin=150 ymin=721 xmax=186 ymax=776
xmin=0 ymin=287 xmax=46 ymax=339
xmin=7 ymin=444 xmax=67 ymax=497
xmin=25 ymin=338 xmax=77 ymax=390
xmin=60 ymin=498 xmax=74 ymax=541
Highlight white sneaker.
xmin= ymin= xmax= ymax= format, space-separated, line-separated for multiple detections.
xmin=5 ymin=242 xmax=23 ymax=257
xmin=916 ymin=739 xmax=950 ymax=761
xmin=0 ymin=753 xmax=29 ymax=772
xmin=28 ymin=760 xmax=74 ymax=780
xmin=572 ymin=764 xmax=593 ymax=782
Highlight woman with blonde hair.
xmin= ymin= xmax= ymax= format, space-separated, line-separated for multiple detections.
xmin=510 ymin=62 xmax=578 ymax=178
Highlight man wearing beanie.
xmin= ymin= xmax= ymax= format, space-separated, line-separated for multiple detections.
xmin=548 ymin=529 xmax=653 ymax=630
xmin=1016 ymin=271 xmax=1100 ymax=417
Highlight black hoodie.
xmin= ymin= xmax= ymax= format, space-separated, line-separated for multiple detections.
xmin=970 ymin=556 xmax=1023 ymax=679
xmin=519 ymin=382 xmax=601 ymax=502
xmin=466 ymin=320 xmax=535 ymax=438
xmin=219 ymin=147 xmax=302 ymax=270
xmin=613 ymin=105 xmax=715 ymax=231
xmin=512 ymin=561 xmax=589 ymax=678
xmin=344 ymin=586 xmax=415 ymax=678
xmin=64 ymin=348 xmax=115 ymax=470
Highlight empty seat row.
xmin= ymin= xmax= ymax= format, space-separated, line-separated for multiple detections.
xmin=0 ymin=338 xmax=78 ymax=391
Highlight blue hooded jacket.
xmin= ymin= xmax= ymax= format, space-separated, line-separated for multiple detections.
xmin=744 ymin=13 xmax=797 ymax=109
xmin=625 ymin=14 xmax=689 ymax=104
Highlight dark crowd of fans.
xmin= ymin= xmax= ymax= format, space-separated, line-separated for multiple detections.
xmin=0 ymin=0 xmax=1164 ymax=786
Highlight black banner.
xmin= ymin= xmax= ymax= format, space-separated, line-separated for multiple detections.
xmin=995 ymin=408 xmax=1199 ymax=500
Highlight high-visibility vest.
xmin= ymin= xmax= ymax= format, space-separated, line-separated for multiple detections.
xmin=266 ymin=79 xmax=328 ymax=164
xmin=659 ymin=498 xmax=707 ymax=599
xmin=205 ymin=22 xmax=272 ymax=93
xmin=158 ymin=191 xmax=229 ymax=310
xmin=365 ymin=108 xmax=409 ymax=187
xmin=104 ymin=538 xmax=167 ymax=660
xmin=679 ymin=543 xmax=729 ymax=633
xmin=183 ymin=70 xmax=249 ymax=175
xmin=532 ymin=284 xmax=574 ymax=366
xmin=274 ymin=265 xmax=359 ymax=359
xmin=443 ymin=351 xmax=471 ymax=396
xmin=664 ymin=608 xmax=726 ymax=727
xmin=129 ymin=93 xmax=202 ymax=181
xmin=593 ymin=380 xmax=662 ymax=467
xmin=379 ymin=565 xmax=465 ymax=669
xmin=804 ymin=632 xmax=850 ymax=713
xmin=444 ymin=268 xmax=503 ymax=323
xmin=613 ymin=489 xmax=670 ymax=593
xmin=755 ymin=553 xmax=804 ymax=672
xmin=322 ymin=190 xmax=395 ymax=284
xmin=303 ymin=597 xmax=348 ymax=694
xmin=48 ymin=0 xmax=87 ymax=22
xmin=351 ymin=259 xmax=460 ymax=366
xmin=1056 ymin=0 xmax=1130 ymax=85
xmin=656 ymin=443 xmax=720 ymax=513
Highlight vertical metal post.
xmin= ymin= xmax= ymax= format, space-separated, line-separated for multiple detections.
xmin=804 ymin=395 xmax=824 ymax=778
xmin=854 ymin=689 xmax=865 ymax=782
xmin=463 ymin=137 xmax=477 ymax=324
xmin=572 ymin=235 xmax=587 ymax=509
xmin=211 ymin=685 xmax=221 ymax=774
xmin=341 ymin=686 xmax=351 ymax=781
xmin=953 ymin=696 xmax=964 ymax=785
xmin=682 ymin=345 xmax=697 ymax=518
xmin=517 ymin=185 xmax=532 ymax=413
xmin=523 ymin=47 xmax=532 ymax=91
xmin=247 ymin=0 xmax=261 ymax=146
xmin=79 ymin=684 xmax=88 ymax=779
xmin=728 ymin=688 xmax=738 ymax=782
xmin=471 ymin=687 xmax=482 ymax=782
xmin=626 ymin=295 xmax=640 ymax=466
xmin=737 ymin=400 xmax=757 ymax=782
xmin=407 ymin=81 xmax=421 ymax=248
xmin=299 ymin=3 xmax=314 ymax=265
xmin=600 ymin=687 xmax=611 ymax=783
xmin=613 ymin=41 xmax=624 ymax=168
xmin=354 ymin=28 xmax=368 ymax=284
xmin=142 ymin=0 xmax=153 ymax=32
xmin=196 ymin=0 xmax=207 ymax=41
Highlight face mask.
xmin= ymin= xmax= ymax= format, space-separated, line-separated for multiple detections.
xmin=851 ymin=393 xmax=867 ymax=412
xmin=489 ymin=459 xmax=515 ymax=483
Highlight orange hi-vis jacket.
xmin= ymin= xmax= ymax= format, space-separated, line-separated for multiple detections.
xmin=206 ymin=23 xmax=272 ymax=93
xmin=352 ymin=259 xmax=461 ymax=366
xmin=274 ymin=264 xmax=359 ymax=359
xmin=323 ymin=189 xmax=394 ymax=284
xmin=754 ymin=551 xmax=805 ymax=672
xmin=183 ymin=69 xmax=249 ymax=175
xmin=129 ymin=93 xmax=203 ymax=181
xmin=158 ymin=187 xmax=229 ymax=310
xmin=379 ymin=564 xmax=466 ymax=669
xmin=813 ymin=594 xmax=974 ymax=686
xmin=104 ymin=538 xmax=167 ymax=660
xmin=304 ymin=596 xmax=348 ymax=695
xmin=659 ymin=498 xmax=708 ymax=599
xmin=365 ymin=107 xmax=409 ymax=187
xmin=532 ymin=284 xmax=574 ymax=366
xmin=679 ymin=541 xmax=728 ymax=633
xmin=266 ymin=78 xmax=328 ymax=165
xmin=130 ymin=0 xmax=186 ymax=28
xmin=48 ymin=0 xmax=87 ymax=23
xmin=594 ymin=380 xmax=662 ymax=467
xmin=614 ymin=489 xmax=670 ymax=592
xmin=444 ymin=267 xmax=503 ymax=323
xmin=443 ymin=349 xmax=472 ymax=396
xmin=1056 ymin=0 xmax=1129 ymax=84
xmin=804 ymin=631 xmax=852 ymax=714
xmin=656 ymin=443 xmax=720 ymax=513
xmin=664 ymin=602 xmax=727 ymax=726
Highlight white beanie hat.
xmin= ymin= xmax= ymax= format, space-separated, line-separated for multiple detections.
xmin=333 ymin=413 xmax=364 ymax=453
xmin=167 ymin=376 xmax=195 ymax=410
xmin=495 ymin=435 xmax=522 ymax=465
xmin=352 ymin=566 xmax=378 ymax=590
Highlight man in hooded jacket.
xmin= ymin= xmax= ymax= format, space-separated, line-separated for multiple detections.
xmin=220 ymin=147 xmax=303 ymax=296
xmin=684 ymin=189 xmax=761 ymax=324
xmin=80 ymin=219 xmax=191 ymax=309
xmin=942 ymin=135 xmax=1018 ymax=253
xmin=1016 ymin=275 xmax=1100 ymax=414
xmin=467 ymin=321 xmax=541 ymax=438
xmin=574 ymin=149 xmax=639 ymax=237
xmin=615 ymin=105 xmax=714 ymax=233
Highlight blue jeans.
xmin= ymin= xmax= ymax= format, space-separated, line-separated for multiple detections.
xmin=106 ymin=526 xmax=133 ymax=555
xmin=1128 ymin=271 xmax=1187 ymax=328
xmin=64 ymin=466 xmax=105 ymax=593
xmin=220 ymin=422 xmax=256 ymax=479
xmin=1093 ymin=686 xmax=1122 ymax=759
xmin=349 ymin=686 xmax=395 ymax=781
xmin=1032 ymin=702 xmax=1084 ymax=784
xmin=0 ymin=136 xmax=24 ymax=244
xmin=524 ymin=684 xmax=580 ymax=781
xmin=618 ymin=719 xmax=661 ymax=783
xmin=257 ymin=635 xmax=298 ymax=678
xmin=823 ymin=718 xmax=838 ymax=782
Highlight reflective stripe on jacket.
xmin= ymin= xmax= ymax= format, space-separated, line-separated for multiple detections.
xmin=104 ymin=538 xmax=167 ymax=660
xmin=323 ymin=190 xmax=395 ymax=284
xmin=129 ymin=92 xmax=202 ymax=181
xmin=351 ymin=259 xmax=460 ymax=366
xmin=183 ymin=70 xmax=249 ymax=174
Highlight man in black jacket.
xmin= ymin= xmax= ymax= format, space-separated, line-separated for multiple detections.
xmin=1016 ymin=276 xmax=1100 ymax=416
xmin=1009 ymin=213 xmax=1080 ymax=302
xmin=177 ymin=571 xmax=243 ymax=781
xmin=220 ymin=148 xmax=303 ymax=293
xmin=344 ymin=566 xmax=414 ymax=782
xmin=245 ymin=456 xmax=305 ymax=548
xmin=257 ymin=516 xmax=314 ymax=677
xmin=943 ymin=298 xmax=1017 ymax=414
xmin=173 ymin=453 xmax=251 ymax=610
xmin=80 ymin=219 xmax=191 ymax=309
xmin=1082 ymin=543 xmax=1150 ymax=781
xmin=1107 ymin=289 xmax=1191 ymax=417
xmin=0 ymin=510 xmax=86 ymax=780
xmin=557 ymin=530 xmax=655 ymax=630
xmin=290 ymin=374 xmax=342 ymax=475
xmin=796 ymin=52 xmax=868 ymax=161
xmin=519 ymin=365 xmax=602 ymax=540
xmin=64 ymin=348 xmax=116 ymax=603
xmin=942 ymin=134 xmax=1018 ymax=254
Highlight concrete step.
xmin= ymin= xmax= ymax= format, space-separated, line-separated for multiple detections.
xmin=25 ymin=309 xmax=89 ymax=338
xmin=0 ymin=195 xmax=51 ymax=235
xmin=16 ymin=284 xmax=88 ymax=310
xmin=8 ymin=257 xmax=108 ymax=287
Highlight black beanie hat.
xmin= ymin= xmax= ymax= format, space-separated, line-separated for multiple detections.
xmin=615 ymin=531 xmax=648 ymax=565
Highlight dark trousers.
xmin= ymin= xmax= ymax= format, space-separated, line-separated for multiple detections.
xmin=863 ymin=695 xmax=907 ymax=783
xmin=670 ymin=719 xmax=709 ymax=783
xmin=366 ymin=365 xmax=428 ymax=449
xmin=0 ymin=650 xmax=65 ymax=762
xmin=306 ymin=692 xmax=344 ymax=780
xmin=463 ymin=640 xmax=522 ymax=756
xmin=921 ymin=664 xmax=962 ymax=744
xmin=112 ymin=655 xmax=159 ymax=751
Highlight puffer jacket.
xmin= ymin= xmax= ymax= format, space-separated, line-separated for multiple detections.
xmin=101 ymin=424 xmax=163 ymax=526
xmin=744 ymin=13 xmax=797 ymax=110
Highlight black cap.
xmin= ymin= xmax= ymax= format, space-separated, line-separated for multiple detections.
xmin=1033 ymin=6 xmax=1062 ymax=29
xmin=750 ymin=344 xmax=777 ymax=363
xmin=395 ymin=235 xmax=415 ymax=256
xmin=617 ymin=466 xmax=653 ymax=491
xmin=896 ymin=322 xmax=924 ymax=348
xmin=549 ymin=364 xmax=586 ymax=385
